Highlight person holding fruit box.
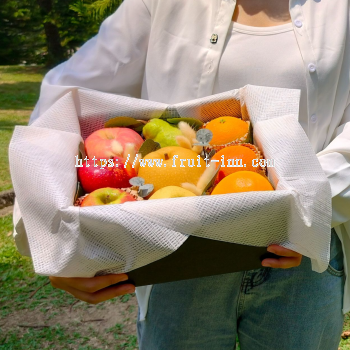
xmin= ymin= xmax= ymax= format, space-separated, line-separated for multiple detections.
xmin=14 ymin=0 xmax=350 ymax=349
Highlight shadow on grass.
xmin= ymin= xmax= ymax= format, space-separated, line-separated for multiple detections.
xmin=0 ymin=82 xmax=41 ymax=110
xmin=0 ymin=120 xmax=28 ymax=129
xmin=0 ymin=65 xmax=48 ymax=75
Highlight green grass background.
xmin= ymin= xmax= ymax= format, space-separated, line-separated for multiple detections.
xmin=0 ymin=66 xmax=47 ymax=192
xmin=0 ymin=66 xmax=139 ymax=349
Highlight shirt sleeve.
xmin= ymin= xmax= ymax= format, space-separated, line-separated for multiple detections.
xmin=12 ymin=0 xmax=152 ymax=254
xmin=316 ymin=97 xmax=350 ymax=228
xmin=29 ymin=0 xmax=151 ymax=124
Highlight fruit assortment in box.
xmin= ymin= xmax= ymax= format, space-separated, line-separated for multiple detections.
xmin=8 ymin=86 xmax=332 ymax=280
xmin=74 ymin=113 xmax=274 ymax=208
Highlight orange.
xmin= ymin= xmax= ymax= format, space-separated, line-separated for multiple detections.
xmin=203 ymin=116 xmax=249 ymax=146
xmin=211 ymin=145 xmax=259 ymax=182
xmin=211 ymin=171 xmax=274 ymax=195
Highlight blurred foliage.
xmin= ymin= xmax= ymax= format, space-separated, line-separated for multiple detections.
xmin=0 ymin=0 xmax=44 ymax=65
xmin=70 ymin=0 xmax=123 ymax=21
xmin=0 ymin=0 xmax=122 ymax=67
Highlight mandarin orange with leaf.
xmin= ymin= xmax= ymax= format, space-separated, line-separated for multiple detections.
xmin=204 ymin=116 xmax=249 ymax=146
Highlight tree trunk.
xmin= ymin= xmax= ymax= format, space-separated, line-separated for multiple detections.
xmin=37 ymin=0 xmax=65 ymax=67
xmin=43 ymin=21 xmax=66 ymax=67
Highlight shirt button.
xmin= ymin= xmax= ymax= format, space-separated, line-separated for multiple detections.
xmin=308 ymin=63 xmax=317 ymax=73
xmin=294 ymin=19 xmax=303 ymax=28
xmin=310 ymin=114 xmax=317 ymax=123
xmin=210 ymin=34 xmax=218 ymax=44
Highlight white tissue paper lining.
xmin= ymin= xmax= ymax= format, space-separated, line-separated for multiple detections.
xmin=9 ymin=85 xmax=332 ymax=277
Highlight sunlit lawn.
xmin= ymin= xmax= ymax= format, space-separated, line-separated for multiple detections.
xmin=0 ymin=65 xmax=47 ymax=192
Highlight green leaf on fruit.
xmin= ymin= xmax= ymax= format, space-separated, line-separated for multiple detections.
xmin=78 ymin=141 xmax=86 ymax=160
xmin=138 ymin=184 xmax=154 ymax=197
xmin=159 ymin=107 xmax=181 ymax=120
xmin=129 ymin=177 xmax=145 ymax=187
xmin=166 ymin=117 xmax=203 ymax=130
xmin=74 ymin=143 xmax=87 ymax=204
xmin=74 ymin=181 xmax=85 ymax=204
xmin=138 ymin=139 xmax=161 ymax=158
xmin=104 ymin=116 xmax=146 ymax=132
xmin=246 ymin=121 xmax=253 ymax=144
xmin=202 ymin=164 xmax=221 ymax=195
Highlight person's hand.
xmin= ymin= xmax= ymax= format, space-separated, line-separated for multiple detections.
xmin=261 ymin=245 xmax=302 ymax=269
xmin=49 ymin=274 xmax=135 ymax=304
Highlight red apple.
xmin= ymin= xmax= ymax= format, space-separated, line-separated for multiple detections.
xmin=81 ymin=187 xmax=136 ymax=207
xmin=78 ymin=156 xmax=137 ymax=193
xmin=85 ymin=127 xmax=144 ymax=160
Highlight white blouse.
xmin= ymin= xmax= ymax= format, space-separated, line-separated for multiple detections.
xmin=213 ymin=21 xmax=308 ymax=134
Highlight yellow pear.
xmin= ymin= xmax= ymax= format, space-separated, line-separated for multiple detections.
xmin=137 ymin=146 xmax=206 ymax=194
xmin=149 ymin=186 xmax=197 ymax=200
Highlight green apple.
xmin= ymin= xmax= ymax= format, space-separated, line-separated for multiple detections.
xmin=81 ymin=187 xmax=136 ymax=207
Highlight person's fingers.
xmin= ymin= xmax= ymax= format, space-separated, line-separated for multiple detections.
xmin=267 ymin=245 xmax=301 ymax=258
xmin=62 ymin=283 xmax=136 ymax=304
xmin=49 ymin=274 xmax=129 ymax=293
xmin=261 ymin=256 xmax=302 ymax=269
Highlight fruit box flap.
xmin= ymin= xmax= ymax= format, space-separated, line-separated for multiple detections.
xmin=8 ymin=85 xmax=332 ymax=278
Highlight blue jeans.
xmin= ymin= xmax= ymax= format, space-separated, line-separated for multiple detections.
xmin=137 ymin=228 xmax=345 ymax=350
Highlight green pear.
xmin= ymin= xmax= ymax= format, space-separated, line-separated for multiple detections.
xmin=142 ymin=119 xmax=183 ymax=148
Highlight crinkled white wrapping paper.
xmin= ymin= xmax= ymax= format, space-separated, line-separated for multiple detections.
xmin=9 ymin=85 xmax=332 ymax=276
